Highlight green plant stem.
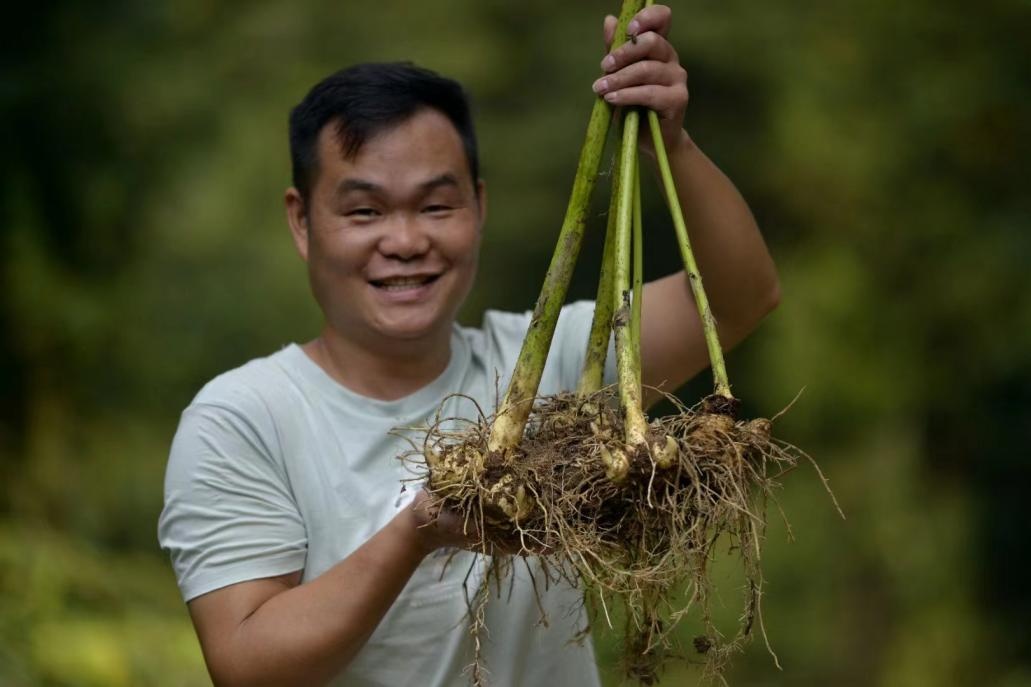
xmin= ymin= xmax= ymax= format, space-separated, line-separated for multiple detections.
xmin=646 ymin=109 xmax=733 ymax=399
xmin=613 ymin=108 xmax=649 ymax=448
xmin=577 ymin=137 xmax=622 ymax=395
xmin=488 ymin=0 xmax=645 ymax=455
xmin=631 ymin=149 xmax=643 ymax=392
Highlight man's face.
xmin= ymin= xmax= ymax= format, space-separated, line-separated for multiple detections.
xmin=287 ymin=108 xmax=484 ymax=348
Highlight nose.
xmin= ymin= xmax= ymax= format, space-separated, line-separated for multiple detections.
xmin=378 ymin=215 xmax=431 ymax=261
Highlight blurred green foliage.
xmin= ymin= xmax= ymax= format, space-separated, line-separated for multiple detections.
xmin=2 ymin=0 xmax=1029 ymax=685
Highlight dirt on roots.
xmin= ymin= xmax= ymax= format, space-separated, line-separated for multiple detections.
xmin=403 ymin=389 xmax=831 ymax=685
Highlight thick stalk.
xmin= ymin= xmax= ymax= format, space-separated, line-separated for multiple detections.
xmin=647 ymin=110 xmax=733 ymax=399
xmin=488 ymin=0 xmax=645 ymax=455
xmin=631 ymin=150 xmax=643 ymax=391
xmin=577 ymin=138 xmax=622 ymax=395
xmin=612 ymin=108 xmax=649 ymax=448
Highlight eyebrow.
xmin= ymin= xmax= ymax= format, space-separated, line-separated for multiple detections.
xmin=335 ymin=173 xmax=461 ymax=197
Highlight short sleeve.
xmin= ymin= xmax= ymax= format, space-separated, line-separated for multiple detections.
xmin=480 ymin=300 xmax=616 ymax=397
xmin=158 ymin=402 xmax=307 ymax=602
xmin=549 ymin=300 xmax=617 ymax=392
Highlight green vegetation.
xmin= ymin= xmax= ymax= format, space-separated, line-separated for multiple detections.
xmin=2 ymin=0 xmax=1029 ymax=685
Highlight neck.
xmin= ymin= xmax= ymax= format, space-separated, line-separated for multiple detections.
xmin=302 ymin=325 xmax=453 ymax=401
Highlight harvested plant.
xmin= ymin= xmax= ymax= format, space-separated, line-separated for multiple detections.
xmin=408 ymin=1 xmax=841 ymax=683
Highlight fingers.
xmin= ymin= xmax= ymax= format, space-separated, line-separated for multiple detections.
xmin=628 ymin=4 xmax=672 ymax=39
xmin=601 ymin=30 xmax=677 ymax=75
xmin=597 ymin=83 xmax=689 ymax=118
xmin=433 ymin=506 xmax=469 ymax=538
xmin=593 ymin=59 xmax=685 ymax=97
xmin=411 ymin=489 xmax=438 ymax=526
xmin=411 ymin=490 xmax=480 ymax=551
xmin=603 ymin=3 xmax=671 ymax=52
xmin=594 ymin=36 xmax=687 ymax=117
xmin=594 ymin=4 xmax=686 ymax=135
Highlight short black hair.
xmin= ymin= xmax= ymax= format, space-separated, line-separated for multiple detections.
xmin=289 ymin=62 xmax=479 ymax=202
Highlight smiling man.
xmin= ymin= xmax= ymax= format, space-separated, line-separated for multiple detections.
xmin=287 ymin=105 xmax=485 ymax=399
xmin=159 ymin=6 xmax=779 ymax=687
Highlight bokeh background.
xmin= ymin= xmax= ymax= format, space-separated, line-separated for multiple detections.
xmin=2 ymin=0 xmax=1029 ymax=685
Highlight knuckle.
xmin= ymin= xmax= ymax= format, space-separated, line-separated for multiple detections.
xmin=628 ymin=59 xmax=648 ymax=75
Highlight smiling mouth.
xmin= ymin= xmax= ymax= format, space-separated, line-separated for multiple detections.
xmin=369 ymin=274 xmax=441 ymax=291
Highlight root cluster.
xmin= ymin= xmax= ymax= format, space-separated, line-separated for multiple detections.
xmin=409 ymin=389 xmax=814 ymax=685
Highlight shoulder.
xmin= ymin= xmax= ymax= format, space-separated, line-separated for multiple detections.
xmin=463 ymin=301 xmax=596 ymax=349
xmin=180 ymin=346 xmax=314 ymax=444
xmin=456 ymin=301 xmax=598 ymax=394
xmin=167 ymin=348 xmax=300 ymax=482
xmin=189 ymin=348 xmax=296 ymax=418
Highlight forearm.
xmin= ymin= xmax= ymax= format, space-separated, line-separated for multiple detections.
xmin=660 ymin=131 xmax=779 ymax=344
xmin=198 ymin=508 xmax=428 ymax=687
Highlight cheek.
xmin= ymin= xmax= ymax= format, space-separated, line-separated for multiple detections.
xmin=446 ymin=228 xmax=482 ymax=268
xmin=308 ymin=230 xmax=369 ymax=277
xmin=450 ymin=235 xmax=481 ymax=300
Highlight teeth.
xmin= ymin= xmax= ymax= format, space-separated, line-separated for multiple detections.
xmin=376 ymin=276 xmax=432 ymax=291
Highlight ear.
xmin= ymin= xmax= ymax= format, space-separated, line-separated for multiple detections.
xmin=285 ymin=187 xmax=309 ymax=262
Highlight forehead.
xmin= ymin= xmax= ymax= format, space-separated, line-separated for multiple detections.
xmin=314 ymin=109 xmax=474 ymax=192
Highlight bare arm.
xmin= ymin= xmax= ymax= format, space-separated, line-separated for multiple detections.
xmin=187 ymin=493 xmax=468 ymax=687
xmin=598 ymin=5 xmax=780 ymax=403
xmin=638 ymin=134 xmax=779 ymax=402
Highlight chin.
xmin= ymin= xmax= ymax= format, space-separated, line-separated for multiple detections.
xmin=373 ymin=298 xmax=467 ymax=344
xmin=374 ymin=314 xmax=451 ymax=342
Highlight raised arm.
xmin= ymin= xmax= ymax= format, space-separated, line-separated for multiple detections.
xmin=595 ymin=5 xmax=780 ymax=403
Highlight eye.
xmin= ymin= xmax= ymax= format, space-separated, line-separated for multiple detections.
xmin=423 ymin=204 xmax=453 ymax=215
xmin=346 ymin=207 xmax=379 ymax=219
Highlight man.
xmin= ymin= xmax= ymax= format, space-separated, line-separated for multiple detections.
xmin=159 ymin=6 xmax=779 ymax=686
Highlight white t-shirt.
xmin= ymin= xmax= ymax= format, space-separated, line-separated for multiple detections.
xmin=158 ymin=302 xmax=609 ymax=687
